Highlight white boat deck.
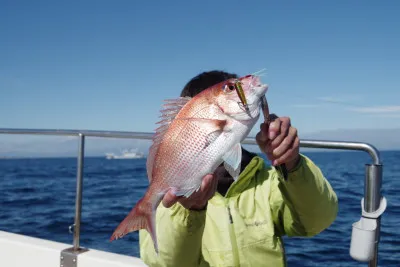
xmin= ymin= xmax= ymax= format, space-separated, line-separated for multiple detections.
xmin=0 ymin=230 xmax=147 ymax=267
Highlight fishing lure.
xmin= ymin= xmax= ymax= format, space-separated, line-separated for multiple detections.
xmin=234 ymin=79 xmax=249 ymax=112
xmin=222 ymin=80 xmax=249 ymax=111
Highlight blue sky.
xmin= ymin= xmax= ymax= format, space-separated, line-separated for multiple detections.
xmin=1 ymin=1 xmax=399 ymax=139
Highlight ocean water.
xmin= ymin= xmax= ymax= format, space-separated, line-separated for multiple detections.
xmin=0 ymin=150 xmax=399 ymax=266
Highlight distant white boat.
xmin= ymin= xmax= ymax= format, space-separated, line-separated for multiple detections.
xmin=105 ymin=149 xmax=145 ymax=159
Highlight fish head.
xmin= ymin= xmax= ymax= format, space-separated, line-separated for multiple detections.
xmin=212 ymin=74 xmax=268 ymax=121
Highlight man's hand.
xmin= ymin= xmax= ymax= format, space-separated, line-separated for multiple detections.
xmin=162 ymin=174 xmax=218 ymax=211
xmin=256 ymin=114 xmax=300 ymax=172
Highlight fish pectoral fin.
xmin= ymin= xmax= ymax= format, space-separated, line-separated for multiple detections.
xmin=223 ymin=143 xmax=242 ymax=170
xmin=223 ymin=143 xmax=242 ymax=181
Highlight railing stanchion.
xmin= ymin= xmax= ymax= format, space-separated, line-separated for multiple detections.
xmin=73 ymin=133 xmax=85 ymax=251
xmin=365 ymin=164 xmax=383 ymax=267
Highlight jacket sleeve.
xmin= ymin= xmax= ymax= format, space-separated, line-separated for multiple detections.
xmin=269 ymin=154 xmax=338 ymax=237
xmin=139 ymin=202 xmax=206 ymax=267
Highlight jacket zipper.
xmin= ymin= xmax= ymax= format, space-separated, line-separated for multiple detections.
xmin=227 ymin=205 xmax=240 ymax=266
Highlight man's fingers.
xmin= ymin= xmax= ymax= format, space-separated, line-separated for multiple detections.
xmin=256 ymin=114 xmax=301 ymax=170
xmin=257 ymin=114 xmax=283 ymax=149
xmin=265 ymin=151 xmax=274 ymax=161
xmin=256 ymin=130 xmax=270 ymax=153
xmin=269 ymin=118 xmax=291 ymax=151
xmin=178 ymin=174 xmax=215 ymax=210
xmin=256 ymin=123 xmax=269 ymax=142
xmin=204 ymin=175 xmax=218 ymax=200
xmin=272 ymin=127 xmax=297 ymax=158
xmin=200 ymin=174 xmax=215 ymax=200
xmin=162 ymin=190 xmax=179 ymax=208
xmin=200 ymin=174 xmax=214 ymax=195
xmin=268 ymin=119 xmax=281 ymax=140
xmin=162 ymin=174 xmax=216 ymax=210
xmin=273 ymin=136 xmax=300 ymax=166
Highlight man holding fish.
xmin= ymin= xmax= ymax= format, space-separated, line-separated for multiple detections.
xmin=112 ymin=70 xmax=338 ymax=267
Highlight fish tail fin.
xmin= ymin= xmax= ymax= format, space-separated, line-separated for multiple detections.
xmin=110 ymin=190 xmax=163 ymax=253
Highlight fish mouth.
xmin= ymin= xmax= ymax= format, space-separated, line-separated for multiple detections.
xmin=244 ymin=75 xmax=264 ymax=87
xmin=244 ymin=75 xmax=268 ymax=96
xmin=255 ymin=84 xmax=268 ymax=96
xmin=250 ymin=76 xmax=262 ymax=87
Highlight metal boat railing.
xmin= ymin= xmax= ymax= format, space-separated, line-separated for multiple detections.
xmin=0 ymin=128 xmax=387 ymax=267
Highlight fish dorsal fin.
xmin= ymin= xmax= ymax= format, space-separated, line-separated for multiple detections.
xmin=146 ymin=96 xmax=192 ymax=181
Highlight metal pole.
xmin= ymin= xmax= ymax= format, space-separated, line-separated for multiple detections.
xmin=368 ymin=218 xmax=381 ymax=267
xmin=298 ymin=140 xmax=381 ymax=165
xmin=365 ymin=164 xmax=383 ymax=267
xmin=73 ymin=134 xmax=85 ymax=251
xmin=365 ymin=165 xmax=382 ymax=212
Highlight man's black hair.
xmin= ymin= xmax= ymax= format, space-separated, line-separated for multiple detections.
xmin=180 ymin=70 xmax=238 ymax=97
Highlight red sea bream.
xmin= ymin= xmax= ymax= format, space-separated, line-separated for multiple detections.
xmin=110 ymin=73 xmax=268 ymax=253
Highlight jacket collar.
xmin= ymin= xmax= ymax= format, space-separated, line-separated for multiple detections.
xmin=210 ymin=156 xmax=266 ymax=205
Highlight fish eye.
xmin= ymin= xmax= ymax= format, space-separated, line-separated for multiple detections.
xmin=223 ymin=83 xmax=236 ymax=92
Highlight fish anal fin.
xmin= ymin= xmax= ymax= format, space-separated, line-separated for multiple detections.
xmin=223 ymin=143 xmax=242 ymax=181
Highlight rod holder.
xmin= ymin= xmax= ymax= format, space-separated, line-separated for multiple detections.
xmin=350 ymin=197 xmax=387 ymax=262
xmin=350 ymin=164 xmax=386 ymax=265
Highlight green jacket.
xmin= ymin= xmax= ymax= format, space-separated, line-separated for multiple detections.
xmin=139 ymin=154 xmax=338 ymax=266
